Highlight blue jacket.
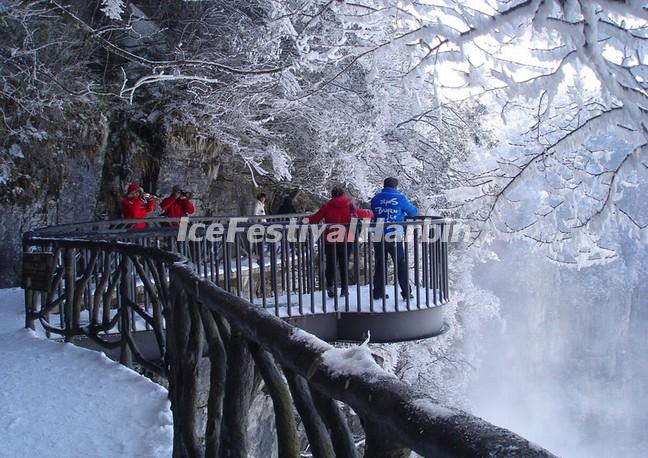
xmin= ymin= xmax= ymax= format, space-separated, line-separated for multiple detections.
xmin=370 ymin=188 xmax=418 ymax=224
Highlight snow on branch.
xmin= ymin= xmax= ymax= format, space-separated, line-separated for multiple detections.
xmin=310 ymin=0 xmax=648 ymax=262
xmin=100 ymin=0 xmax=125 ymax=20
xmin=20 ymin=0 xmax=285 ymax=75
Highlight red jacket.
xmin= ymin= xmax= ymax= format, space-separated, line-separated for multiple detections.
xmin=121 ymin=197 xmax=156 ymax=229
xmin=308 ymin=195 xmax=373 ymax=242
xmin=160 ymin=195 xmax=195 ymax=218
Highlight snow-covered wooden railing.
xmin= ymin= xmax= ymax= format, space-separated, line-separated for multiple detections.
xmin=22 ymin=231 xmax=555 ymax=458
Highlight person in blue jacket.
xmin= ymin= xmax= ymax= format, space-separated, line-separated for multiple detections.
xmin=370 ymin=177 xmax=418 ymax=300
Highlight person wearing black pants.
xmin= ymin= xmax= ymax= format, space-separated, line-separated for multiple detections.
xmin=372 ymin=240 xmax=410 ymax=300
xmin=370 ymin=177 xmax=418 ymax=300
xmin=325 ymin=242 xmax=353 ymax=296
xmin=308 ymin=187 xmax=373 ymax=298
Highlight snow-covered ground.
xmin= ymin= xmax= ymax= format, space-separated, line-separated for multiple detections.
xmin=257 ymin=284 xmax=444 ymax=317
xmin=0 ymin=288 xmax=173 ymax=458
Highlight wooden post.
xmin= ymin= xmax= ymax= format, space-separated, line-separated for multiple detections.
xmin=181 ymin=295 xmax=204 ymax=457
xmin=24 ymin=289 xmax=35 ymax=330
xmin=199 ymin=304 xmax=227 ymax=458
xmin=166 ymin=276 xmax=203 ymax=458
xmin=119 ymin=259 xmax=133 ymax=368
xmin=63 ymin=248 xmax=75 ymax=342
xmin=92 ymin=254 xmax=111 ymax=326
xmin=363 ymin=420 xmax=410 ymax=458
xmin=311 ymin=388 xmax=358 ymax=458
xmin=72 ymin=250 xmax=97 ymax=329
xmin=220 ymin=331 xmax=255 ymax=458
xmin=165 ymin=276 xmax=184 ymax=458
xmin=284 ymin=370 xmax=335 ymax=458
xmin=249 ymin=343 xmax=300 ymax=458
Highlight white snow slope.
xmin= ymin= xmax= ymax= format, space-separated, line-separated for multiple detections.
xmin=0 ymin=288 xmax=173 ymax=457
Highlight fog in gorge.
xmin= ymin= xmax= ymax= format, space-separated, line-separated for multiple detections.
xmin=466 ymin=235 xmax=648 ymax=457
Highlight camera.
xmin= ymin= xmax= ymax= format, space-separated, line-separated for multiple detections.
xmin=181 ymin=191 xmax=193 ymax=199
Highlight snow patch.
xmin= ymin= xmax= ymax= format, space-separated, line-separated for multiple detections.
xmin=412 ymin=399 xmax=456 ymax=420
xmin=320 ymin=344 xmax=384 ymax=378
xmin=290 ymin=328 xmax=331 ymax=353
xmin=100 ymin=0 xmax=125 ymax=20
xmin=0 ymin=288 xmax=173 ymax=457
xmin=8 ymin=143 xmax=23 ymax=158
xmin=0 ymin=156 xmax=11 ymax=185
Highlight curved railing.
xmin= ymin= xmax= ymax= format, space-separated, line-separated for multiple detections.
xmin=25 ymin=215 xmax=451 ymax=342
xmin=21 ymin=217 xmax=556 ymax=457
xmin=30 ymin=213 xmax=307 ymax=235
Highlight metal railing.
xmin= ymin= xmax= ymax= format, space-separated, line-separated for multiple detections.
xmin=28 ymin=216 xmax=450 ymax=312
xmin=21 ymin=217 xmax=555 ymax=457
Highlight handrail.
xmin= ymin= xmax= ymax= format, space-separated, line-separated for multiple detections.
xmin=26 ymin=216 xmax=453 ymax=337
xmin=32 ymin=213 xmax=308 ymax=234
xmin=172 ymin=262 xmax=553 ymax=457
xmin=22 ymin=229 xmax=555 ymax=457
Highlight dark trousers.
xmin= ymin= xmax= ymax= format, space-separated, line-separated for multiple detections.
xmin=373 ymin=241 xmax=409 ymax=296
xmin=325 ymin=243 xmax=352 ymax=290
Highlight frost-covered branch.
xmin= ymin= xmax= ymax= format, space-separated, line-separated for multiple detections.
xmin=20 ymin=0 xmax=286 ymax=75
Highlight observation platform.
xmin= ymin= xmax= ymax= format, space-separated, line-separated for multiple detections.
xmin=22 ymin=214 xmax=452 ymax=353
xmin=20 ymin=215 xmax=559 ymax=458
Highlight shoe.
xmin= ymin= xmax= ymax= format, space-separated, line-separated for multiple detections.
xmin=372 ymin=291 xmax=389 ymax=300
xmin=340 ymin=288 xmax=348 ymax=297
xmin=327 ymin=288 xmax=336 ymax=298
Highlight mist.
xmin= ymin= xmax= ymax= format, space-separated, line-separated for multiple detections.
xmin=466 ymin=237 xmax=648 ymax=457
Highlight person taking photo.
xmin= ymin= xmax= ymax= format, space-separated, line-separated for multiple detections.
xmin=160 ymin=185 xmax=195 ymax=219
xmin=121 ymin=183 xmax=156 ymax=229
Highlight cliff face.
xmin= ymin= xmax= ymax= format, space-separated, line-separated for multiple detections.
xmin=1 ymin=109 xmax=108 ymax=286
xmin=0 ymin=0 xmax=359 ymax=286
xmin=0 ymin=106 xmax=300 ymax=287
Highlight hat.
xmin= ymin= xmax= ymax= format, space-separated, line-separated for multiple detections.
xmin=172 ymin=185 xmax=182 ymax=193
xmin=384 ymin=177 xmax=399 ymax=188
xmin=127 ymin=183 xmax=142 ymax=194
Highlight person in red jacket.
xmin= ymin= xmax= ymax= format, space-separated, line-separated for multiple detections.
xmin=308 ymin=187 xmax=373 ymax=298
xmin=160 ymin=185 xmax=195 ymax=220
xmin=121 ymin=183 xmax=156 ymax=229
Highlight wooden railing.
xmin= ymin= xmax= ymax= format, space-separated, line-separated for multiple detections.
xmin=21 ymin=218 xmax=556 ymax=457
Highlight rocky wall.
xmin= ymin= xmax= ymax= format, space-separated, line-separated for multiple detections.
xmin=1 ymin=108 xmax=320 ymax=287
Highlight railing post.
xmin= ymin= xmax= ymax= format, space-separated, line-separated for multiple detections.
xmin=363 ymin=421 xmax=410 ymax=458
xmin=311 ymin=388 xmax=358 ymax=458
xmin=284 ymin=371 xmax=335 ymax=458
xmin=165 ymin=274 xmax=182 ymax=457
xmin=24 ymin=288 xmax=36 ymax=330
xmin=22 ymin=238 xmax=35 ymax=330
xmin=63 ymin=248 xmax=75 ymax=342
xmin=119 ymin=258 xmax=133 ymax=368
xmin=220 ymin=331 xmax=256 ymax=458
xmin=249 ymin=343 xmax=300 ymax=458
xmin=198 ymin=304 xmax=227 ymax=458
xmin=166 ymin=273 xmax=203 ymax=458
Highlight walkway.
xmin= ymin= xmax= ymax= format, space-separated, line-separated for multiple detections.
xmin=0 ymin=288 xmax=173 ymax=458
